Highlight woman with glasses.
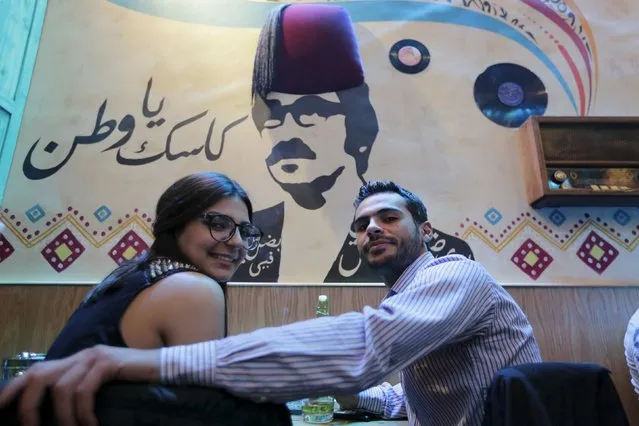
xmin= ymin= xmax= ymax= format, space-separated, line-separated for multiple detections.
xmin=27 ymin=172 xmax=291 ymax=425
xmin=45 ymin=171 xmax=264 ymax=360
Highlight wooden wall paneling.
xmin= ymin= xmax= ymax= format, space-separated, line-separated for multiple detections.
xmin=0 ymin=285 xmax=89 ymax=356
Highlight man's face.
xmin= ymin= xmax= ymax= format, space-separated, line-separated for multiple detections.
xmin=352 ymin=192 xmax=431 ymax=273
xmin=252 ymin=91 xmax=350 ymax=209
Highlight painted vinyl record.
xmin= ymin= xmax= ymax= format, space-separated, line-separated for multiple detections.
xmin=389 ymin=39 xmax=430 ymax=74
xmin=473 ymin=63 xmax=548 ymax=128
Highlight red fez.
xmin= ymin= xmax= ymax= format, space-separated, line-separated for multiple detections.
xmin=270 ymin=4 xmax=365 ymax=94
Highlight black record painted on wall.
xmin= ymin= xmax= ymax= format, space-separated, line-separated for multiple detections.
xmin=389 ymin=39 xmax=431 ymax=74
xmin=473 ymin=63 xmax=548 ymax=128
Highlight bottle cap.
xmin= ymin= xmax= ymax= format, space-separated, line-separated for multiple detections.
xmin=319 ymin=295 xmax=328 ymax=302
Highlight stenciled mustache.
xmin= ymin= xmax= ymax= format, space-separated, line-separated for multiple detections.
xmin=265 ymin=138 xmax=317 ymax=166
xmin=364 ymin=237 xmax=396 ymax=253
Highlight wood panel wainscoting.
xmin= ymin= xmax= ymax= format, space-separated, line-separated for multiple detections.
xmin=1 ymin=284 xmax=638 ymax=423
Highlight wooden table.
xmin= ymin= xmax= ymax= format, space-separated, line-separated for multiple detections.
xmin=291 ymin=415 xmax=408 ymax=425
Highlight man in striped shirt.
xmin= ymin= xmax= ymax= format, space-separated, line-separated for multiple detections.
xmin=624 ymin=308 xmax=639 ymax=397
xmin=0 ymin=180 xmax=542 ymax=426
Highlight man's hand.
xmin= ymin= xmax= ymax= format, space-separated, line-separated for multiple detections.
xmin=0 ymin=345 xmax=161 ymax=426
xmin=335 ymin=394 xmax=359 ymax=411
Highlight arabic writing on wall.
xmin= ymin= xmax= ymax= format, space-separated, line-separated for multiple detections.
xmin=22 ymin=78 xmax=248 ymax=180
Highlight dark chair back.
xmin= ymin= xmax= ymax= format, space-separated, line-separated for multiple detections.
xmin=481 ymin=362 xmax=629 ymax=426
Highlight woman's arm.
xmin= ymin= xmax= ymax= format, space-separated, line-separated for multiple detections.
xmin=120 ymin=272 xmax=226 ymax=348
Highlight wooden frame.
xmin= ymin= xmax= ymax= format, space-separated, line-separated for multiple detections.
xmin=518 ymin=116 xmax=639 ymax=208
xmin=0 ymin=0 xmax=48 ymax=205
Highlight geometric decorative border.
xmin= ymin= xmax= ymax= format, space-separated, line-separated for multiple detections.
xmin=108 ymin=230 xmax=150 ymax=265
xmin=510 ymin=238 xmax=554 ymax=280
xmin=484 ymin=208 xmax=503 ymax=225
xmin=576 ymin=231 xmax=620 ymax=275
xmin=3 ymin=207 xmax=638 ymax=256
xmin=455 ymin=211 xmax=639 ymax=254
xmin=40 ymin=227 xmax=86 ymax=272
xmin=1 ymin=206 xmax=153 ymax=249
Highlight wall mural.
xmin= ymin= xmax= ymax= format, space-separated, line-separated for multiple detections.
xmin=0 ymin=0 xmax=636 ymax=285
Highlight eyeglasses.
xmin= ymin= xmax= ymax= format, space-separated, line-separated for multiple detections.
xmin=253 ymin=95 xmax=345 ymax=132
xmin=199 ymin=213 xmax=263 ymax=250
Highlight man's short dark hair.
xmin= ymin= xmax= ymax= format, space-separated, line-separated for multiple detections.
xmin=354 ymin=180 xmax=428 ymax=224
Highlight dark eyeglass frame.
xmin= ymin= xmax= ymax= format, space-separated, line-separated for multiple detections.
xmin=253 ymin=95 xmax=345 ymax=132
xmin=199 ymin=213 xmax=263 ymax=250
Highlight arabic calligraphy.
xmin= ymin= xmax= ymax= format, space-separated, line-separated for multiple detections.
xmin=22 ymin=77 xmax=248 ymax=180
xmin=537 ymin=0 xmax=592 ymax=56
xmin=337 ymin=229 xmax=363 ymax=278
xmin=436 ymin=0 xmax=593 ymax=56
xmin=244 ymin=237 xmax=282 ymax=278
xmin=336 ymin=227 xmax=475 ymax=279
xmin=433 ymin=0 xmax=536 ymax=42
xmin=428 ymin=230 xmax=474 ymax=259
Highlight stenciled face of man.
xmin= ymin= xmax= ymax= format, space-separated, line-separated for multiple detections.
xmin=251 ymin=91 xmax=349 ymax=210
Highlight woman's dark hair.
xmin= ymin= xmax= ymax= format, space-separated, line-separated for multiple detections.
xmin=84 ymin=172 xmax=252 ymax=304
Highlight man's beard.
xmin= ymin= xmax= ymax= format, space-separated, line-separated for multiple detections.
xmin=366 ymin=228 xmax=423 ymax=281
xmin=269 ymin=166 xmax=345 ymax=210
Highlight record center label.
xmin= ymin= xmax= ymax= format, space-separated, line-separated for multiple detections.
xmin=497 ymin=82 xmax=524 ymax=107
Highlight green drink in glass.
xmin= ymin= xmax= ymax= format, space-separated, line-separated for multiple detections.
xmin=302 ymin=295 xmax=335 ymax=423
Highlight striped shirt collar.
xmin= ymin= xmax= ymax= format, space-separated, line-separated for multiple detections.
xmin=388 ymin=251 xmax=435 ymax=296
